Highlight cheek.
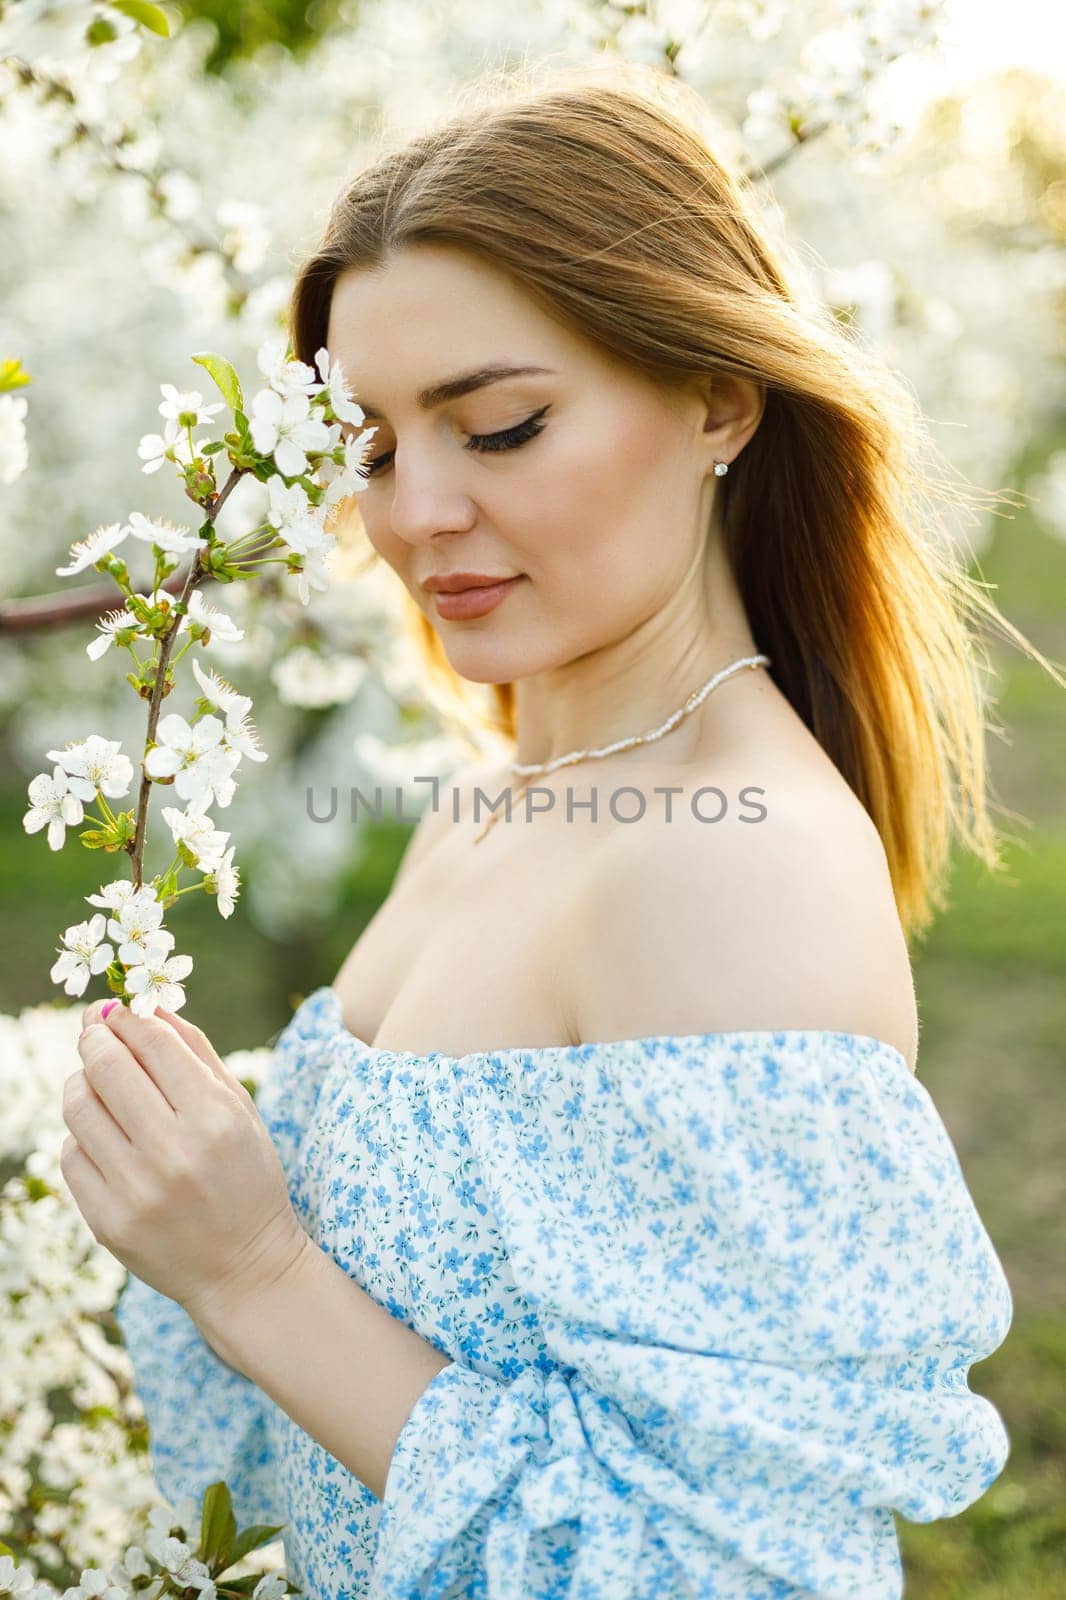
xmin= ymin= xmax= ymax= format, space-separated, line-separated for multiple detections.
xmin=522 ymin=407 xmax=681 ymax=587
xmin=360 ymin=511 xmax=407 ymax=572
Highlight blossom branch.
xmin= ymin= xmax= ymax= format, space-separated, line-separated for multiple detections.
xmin=127 ymin=468 xmax=243 ymax=891
xmin=23 ymin=339 xmax=377 ymax=1016
xmin=3 ymin=54 xmax=257 ymax=316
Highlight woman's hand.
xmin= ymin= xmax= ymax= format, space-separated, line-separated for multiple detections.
xmin=61 ymin=999 xmax=310 ymax=1332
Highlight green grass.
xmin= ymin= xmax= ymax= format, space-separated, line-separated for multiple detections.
xmin=919 ymin=834 xmax=1066 ymax=972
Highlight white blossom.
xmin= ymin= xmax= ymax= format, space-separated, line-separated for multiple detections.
xmin=126 ymin=512 xmax=206 ymax=558
xmin=56 ymin=522 xmax=129 ymax=577
xmin=85 ymin=602 xmax=145 ymax=661
xmin=0 ymin=394 xmax=30 ymax=485
xmin=116 ymin=1546 xmax=153 ymax=1586
xmin=49 ymin=922 xmax=112 ymax=1000
xmin=150 ymin=1535 xmax=201 ymax=1582
xmin=86 ymin=878 xmax=139 ymax=912
xmin=220 ymin=712 xmax=268 ymax=766
xmin=292 ymin=536 xmax=336 ymax=606
xmin=313 ymin=346 xmax=367 ymax=425
xmin=82 ymin=11 xmax=141 ymax=85
xmin=125 ymin=939 xmax=195 ymax=1017
xmin=177 ymin=589 xmax=244 ymax=643
xmin=217 ymin=200 xmax=271 ymax=275
xmin=256 ymin=338 xmax=321 ymax=399
xmin=157 ymin=385 xmax=226 ymax=429
xmin=106 ymin=889 xmax=167 ymax=967
xmin=190 ymin=655 xmax=253 ymax=723
xmin=252 ymin=1575 xmax=288 ymax=1600
xmin=266 ymin=476 xmax=329 ymax=554
xmin=50 ymin=916 xmax=114 ymax=999
xmin=137 ymin=419 xmax=196 ymax=474
xmin=22 ymin=767 xmax=85 ymax=850
xmin=143 ymin=713 xmax=241 ymax=808
xmin=0 ymin=1552 xmax=43 ymax=1596
xmin=187 ymin=658 xmax=268 ymax=763
xmin=156 ymin=169 xmax=202 ymax=221
xmin=271 ymin=645 xmax=368 ymax=708
xmin=160 ymin=804 xmax=230 ymax=872
xmin=210 ymin=845 xmax=240 ymax=919
xmin=249 ymin=388 xmax=332 ymax=477
xmin=45 ymin=735 xmax=134 ymax=801
xmin=145 ymin=1499 xmax=200 ymax=1546
xmin=73 ymin=1564 xmax=133 ymax=1599
xmin=318 ymin=431 xmax=375 ymax=506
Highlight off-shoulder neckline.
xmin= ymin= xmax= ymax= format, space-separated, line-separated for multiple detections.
xmin=289 ymin=985 xmax=914 ymax=1076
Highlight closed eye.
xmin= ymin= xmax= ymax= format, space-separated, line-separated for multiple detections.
xmin=363 ymin=405 xmax=551 ymax=477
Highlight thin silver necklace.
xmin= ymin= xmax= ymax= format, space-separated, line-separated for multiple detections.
xmin=473 ymin=651 xmax=771 ymax=844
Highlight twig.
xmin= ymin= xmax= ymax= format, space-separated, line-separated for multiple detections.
xmin=127 ymin=466 xmax=248 ymax=888
xmin=0 ymin=570 xmax=192 ymax=633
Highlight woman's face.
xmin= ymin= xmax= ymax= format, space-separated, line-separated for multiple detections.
xmin=325 ymin=244 xmax=732 ymax=685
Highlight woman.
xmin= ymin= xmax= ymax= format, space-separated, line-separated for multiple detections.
xmin=100 ymin=58 xmax=1024 ymax=1600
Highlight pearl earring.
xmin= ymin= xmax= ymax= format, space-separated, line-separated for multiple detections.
xmin=713 ymin=459 xmax=729 ymax=477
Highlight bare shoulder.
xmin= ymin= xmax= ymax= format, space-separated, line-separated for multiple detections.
xmin=564 ymin=773 xmax=919 ymax=1072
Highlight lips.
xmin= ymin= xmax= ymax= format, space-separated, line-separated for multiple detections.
xmin=421 ymin=573 xmax=520 ymax=594
xmin=428 ymin=575 xmax=524 ymax=620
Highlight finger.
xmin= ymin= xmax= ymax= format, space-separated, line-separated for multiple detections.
xmin=68 ymin=1038 xmax=136 ymax=1169
xmin=60 ymin=1129 xmax=107 ymax=1188
xmin=81 ymin=996 xmax=117 ymax=1031
xmin=99 ymin=1005 xmax=212 ymax=1115
xmin=154 ymin=1006 xmax=230 ymax=1083
xmin=59 ymin=1132 xmax=119 ymax=1250
xmin=79 ymin=1022 xmax=174 ymax=1143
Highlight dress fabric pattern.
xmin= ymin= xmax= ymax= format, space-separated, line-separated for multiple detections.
xmin=115 ymin=985 xmax=1013 ymax=1600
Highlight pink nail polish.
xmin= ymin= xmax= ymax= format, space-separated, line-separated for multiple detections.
xmin=101 ymin=999 xmax=118 ymax=1020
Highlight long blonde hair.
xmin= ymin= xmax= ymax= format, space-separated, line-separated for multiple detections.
xmin=289 ymin=55 xmax=1062 ymax=945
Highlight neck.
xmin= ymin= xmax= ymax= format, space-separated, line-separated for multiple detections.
xmin=510 ymin=530 xmax=760 ymax=770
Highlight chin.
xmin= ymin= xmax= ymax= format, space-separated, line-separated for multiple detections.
xmin=437 ymin=631 xmax=552 ymax=686
xmin=441 ymin=649 xmax=526 ymax=687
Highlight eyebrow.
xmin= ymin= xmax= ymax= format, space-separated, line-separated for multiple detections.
xmin=358 ymin=364 xmax=556 ymax=421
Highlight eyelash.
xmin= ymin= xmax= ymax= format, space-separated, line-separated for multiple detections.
xmin=363 ymin=406 xmax=551 ymax=477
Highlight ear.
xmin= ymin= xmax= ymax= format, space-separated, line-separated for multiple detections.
xmin=696 ymin=374 xmax=766 ymax=470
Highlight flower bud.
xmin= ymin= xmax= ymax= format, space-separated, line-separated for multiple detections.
xmin=183 ymin=466 xmax=217 ymax=504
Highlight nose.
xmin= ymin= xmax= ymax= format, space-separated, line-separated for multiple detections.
xmin=387 ymin=445 xmax=478 ymax=547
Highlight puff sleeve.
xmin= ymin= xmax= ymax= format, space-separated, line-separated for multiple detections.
xmin=368 ymin=1033 xmax=1013 ymax=1600
xmin=115 ymin=1272 xmax=285 ymax=1528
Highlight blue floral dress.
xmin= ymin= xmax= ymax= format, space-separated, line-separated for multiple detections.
xmin=116 ymin=984 xmax=1013 ymax=1600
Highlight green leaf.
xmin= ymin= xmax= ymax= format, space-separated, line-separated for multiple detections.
xmin=106 ymin=0 xmax=171 ymax=37
xmin=200 ymin=1481 xmax=237 ymax=1569
xmin=0 ymin=358 xmax=31 ymax=392
xmin=191 ymin=352 xmax=243 ymax=413
xmin=78 ymin=828 xmax=113 ymax=850
xmin=158 ymin=865 xmax=181 ymax=897
xmin=224 ymin=1523 xmax=287 ymax=1568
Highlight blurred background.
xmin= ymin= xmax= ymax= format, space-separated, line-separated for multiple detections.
xmin=1 ymin=0 xmax=1063 ymax=1593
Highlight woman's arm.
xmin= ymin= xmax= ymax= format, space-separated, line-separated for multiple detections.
xmin=189 ymin=1232 xmax=453 ymax=1503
